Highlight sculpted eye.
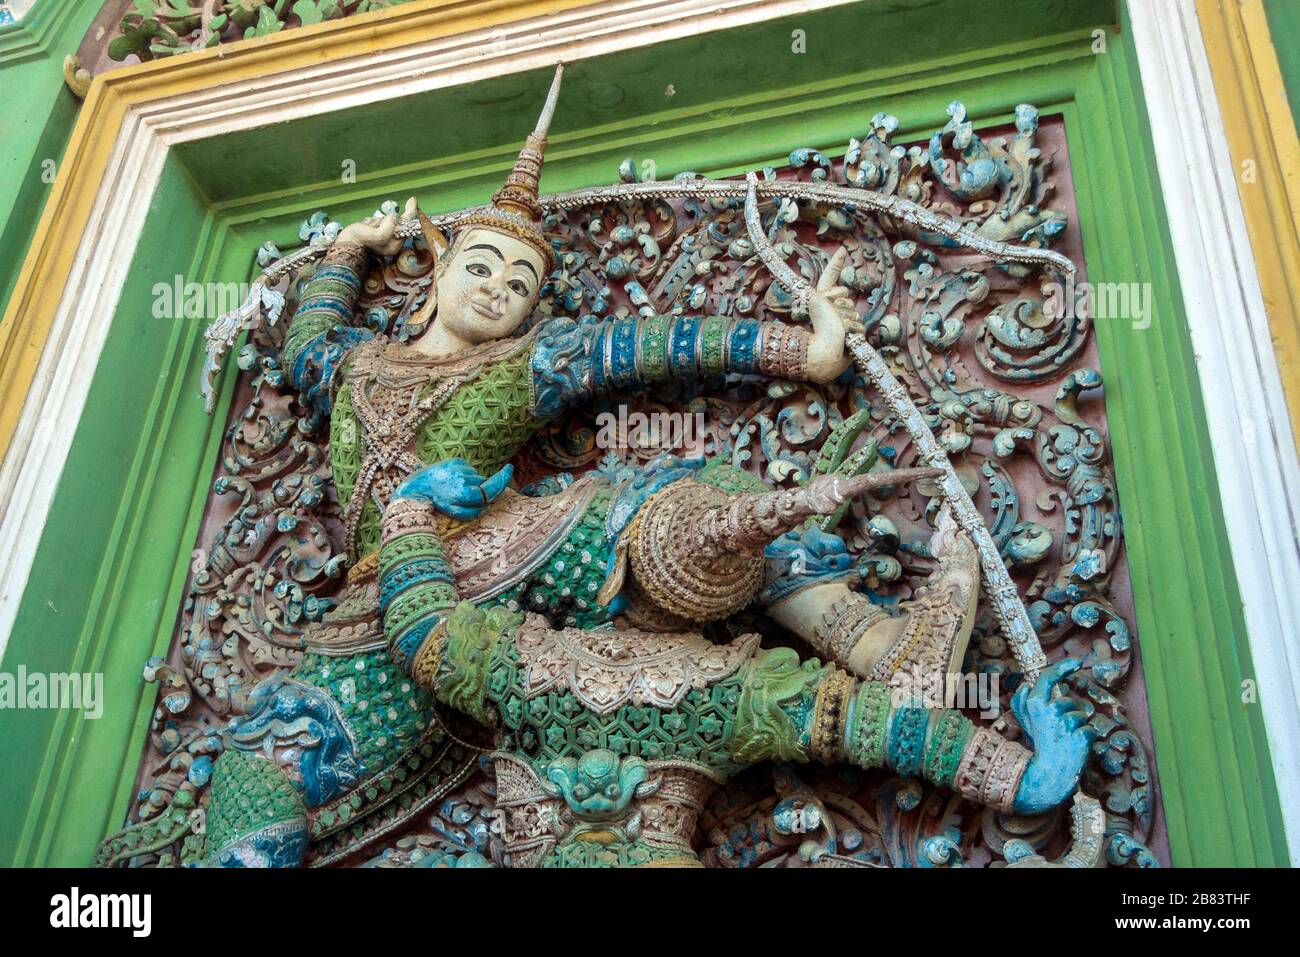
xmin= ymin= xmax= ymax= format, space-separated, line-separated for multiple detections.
xmin=509 ymin=280 xmax=530 ymax=297
xmin=467 ymin=263 xmax=491 ymax=277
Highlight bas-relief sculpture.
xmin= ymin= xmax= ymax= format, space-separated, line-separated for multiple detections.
xmin=98 ymin=66 xmax=1160 ymax=869
xmin=103 ymin=0 xmax=415 ymax=64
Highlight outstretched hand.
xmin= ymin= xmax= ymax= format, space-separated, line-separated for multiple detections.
xmin=393 ymin=458 xmax=513 ymax=521
xmin=1010 ymin=658 xmax=1097 ymax=815
xmin=337 ymin=196 xmax=419 ymax=256
xmin=804 ymin=247 xmax=861 ymax=384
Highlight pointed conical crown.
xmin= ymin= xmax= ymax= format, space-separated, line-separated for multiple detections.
xmin=453 ymin=64 xmax=563 ymax=271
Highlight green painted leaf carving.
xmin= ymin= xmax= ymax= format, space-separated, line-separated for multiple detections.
xmin=293 ymin=0 xmax=324 ymax=26
xmin=247 ymin=4 xmax=284 ymax=37
xmin=108 ymin=0 xmax=419 ymax=64
xmin=108 ymin=15 xmax=171 ymax=63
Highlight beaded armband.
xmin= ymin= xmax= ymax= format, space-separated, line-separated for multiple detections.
xmin=323 ymin=240 xmax=369 ymax=274
xmin=844 ymin=681 xmax=891 ymax=768
xmin=922 ymin=710 xmax=975 ymax=789
xmin=757 ymin=322 xmax=811 ymax=381
xmin=886 ymin=706 xmax=931 ymax=778
xmin=558 ymin=313 xmax=812 ymax=400
xmin=953 ymin=727 xmax=1031 ymax=813
xmin=585 ymin=314 xmax=772 ymax=396
xmin=378 ymin=498 xmax=461 ymax=683
xmin=809 ymin=665 xmax=856 ymax=764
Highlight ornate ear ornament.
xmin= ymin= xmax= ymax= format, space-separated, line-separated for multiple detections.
xmin=401 ymin=209 xmax=451 ymax=339
xmin=419 ymin=208 xmax=450 ymax=260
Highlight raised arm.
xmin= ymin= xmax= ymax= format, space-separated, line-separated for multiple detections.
xmin=529 ymin=249 xmax=857 ymax=416
xmin=529 ymin=313 xmax=807 ymax=416
xmin=279 ymin=242 xmax=374 ymax=418
xmin=279 ymin=198 xmax=418 ymax=417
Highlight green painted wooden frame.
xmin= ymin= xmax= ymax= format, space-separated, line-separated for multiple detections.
xmin=1 ymin=0 xmax=1287 ymax=866
xmin=0 ymin=0 xmax=106 ymax=319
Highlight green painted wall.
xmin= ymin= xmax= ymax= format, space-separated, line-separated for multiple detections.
xmin=1265 ymin=0 xmax=1300 ymax=133
xmin=0 ymin=0 xmax=104 ymax=320
xmin=0 ymin=152 xmax=216 ymax=865
xmin=175 ymin=0 xmax=1114 ymax=204
xmin=0 ymin=0 xmax=1289 ymax=866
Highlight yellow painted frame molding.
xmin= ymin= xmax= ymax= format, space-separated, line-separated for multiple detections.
xmin=1197 ymin=0 xmax=1300 ymax=453
xmin=0 ymin=0 xmax=607 ymax=465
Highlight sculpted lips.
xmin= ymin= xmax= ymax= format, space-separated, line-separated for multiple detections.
xmin=470 ymin=296 xmax=503 ymax=320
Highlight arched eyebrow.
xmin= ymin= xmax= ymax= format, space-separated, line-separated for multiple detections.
xmin=467 ymin=243 xmax=537 ymax=282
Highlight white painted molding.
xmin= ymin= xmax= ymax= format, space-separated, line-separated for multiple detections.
xmin=0 ymin=0 xmax=861 ymax=654
xmin=6 ymin=0 xmax=35 ymax=22
xmin=1129 ymin=0 xmax=1300 ymax=862
xmin=147 ymin=0 xmax=865 ymax=144
xmin=0 ymin=112 xmax=165 ymax=658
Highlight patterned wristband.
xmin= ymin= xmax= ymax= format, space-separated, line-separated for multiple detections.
xmin=922 ymin=710 xmax=974 ymax=789
xmin=846 ymin=681 xmax=891 ymax=768
xmin=886 ymin=705 xmax=931 ymax=778
xmin=809 ymin=665 xmax=856 ymax=764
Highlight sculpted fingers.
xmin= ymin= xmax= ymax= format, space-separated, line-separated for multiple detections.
xmin=481 ymin=464 xmax=514 ymax=502
xmin=1043 ymin=656 xmax=1083 ymax=688
xmin=449 ymin=482 xmax=489 ymax=507
xmin=817 ymin=247 xmax=849 ymax=291
xmin=848 ymin=467 xmax=944 ymax=494
xmin=1060 ymin=710 xmax=1090 ymax=732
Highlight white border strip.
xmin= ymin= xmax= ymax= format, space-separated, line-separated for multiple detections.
xmin=148 ymin=0 xmax=861 ymax=143
xmin=0 ymin=114 xmax=167 ymax=658
xmin=0 ymin=0 xmax=860 ymax=655
xmin=1130 ymin=0 xmax=1300 ymax=861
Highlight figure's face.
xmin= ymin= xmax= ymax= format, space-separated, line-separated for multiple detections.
xmin=432 ymin=227 xmax=546 ymax=343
